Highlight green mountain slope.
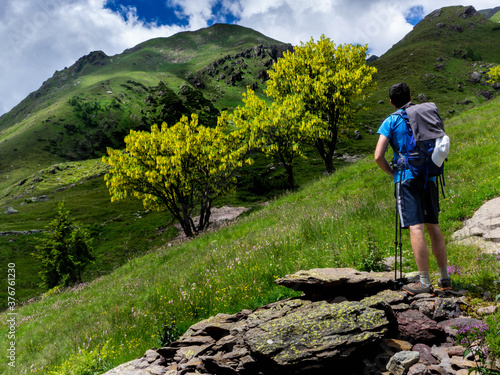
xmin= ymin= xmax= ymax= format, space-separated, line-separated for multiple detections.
xmin=0 ymin=6 xmax=499 ymax=373
xmin=1 ymin=94 xmax=499 ymax=375
xmin=492 ymin=10 xmax=500 ymax=23
xmin=0 ymin=24 xmax=291 ymax=195
xmin=361 ymin=6 xmax=500 ymax=125
xmin=479 ymin=6 xmax=500 ymax=19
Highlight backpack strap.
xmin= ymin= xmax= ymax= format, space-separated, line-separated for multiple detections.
xmin=389 ymin=107 xmax=413 ymax=171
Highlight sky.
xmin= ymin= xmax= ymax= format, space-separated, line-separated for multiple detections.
xmin=0 ymin=0 xmax=497 ymax=116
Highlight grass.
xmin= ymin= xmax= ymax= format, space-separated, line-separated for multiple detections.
xmin=492 ymin=10 xmax=500 ymax=23
xmin=0 ymin=96 xmax=498 ymax=374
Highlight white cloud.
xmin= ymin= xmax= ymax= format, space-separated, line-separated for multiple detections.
xmin=0 ymin=0 xmax=496 ymax=116
xmin=0 ymin=0 xmax=184 ymax=115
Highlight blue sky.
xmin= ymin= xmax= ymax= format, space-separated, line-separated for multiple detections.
xmin=0 ymin=0 xmax=497 ymax=116
xmin=104 ymin=0 xmax=239 ymax=26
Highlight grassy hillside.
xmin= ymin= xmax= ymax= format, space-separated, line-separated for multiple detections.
xmin=1 ymin=95 xmax=499 ymax=375
xmin=492 ymin=10 xmax=500 ymax=23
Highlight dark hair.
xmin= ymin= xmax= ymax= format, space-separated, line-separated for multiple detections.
xmin=389 ymin=83 xmax=411 ymax=108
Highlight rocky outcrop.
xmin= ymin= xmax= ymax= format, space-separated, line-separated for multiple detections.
xmin=3 ymin=206 xmax=18 ymax=214
xmin=103 ymin=268 xmax=496 ymax=375
xmin=274 ymin=267 xmax=398 ymax=299
xmin=452 ymin=196 xmax=500 ymax=253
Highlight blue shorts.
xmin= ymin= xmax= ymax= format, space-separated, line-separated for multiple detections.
xmin=395 ymin=179 xmax=439 ymax=228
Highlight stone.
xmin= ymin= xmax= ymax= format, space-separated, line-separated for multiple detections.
xmin=432 ymin=298 xmax=465 ymax=321
xmin=4 ymin=207 xmax=18 ymax=214
xmin=408 ymin=363 xmax=432 ymax=375
xmin=435 ymin=356 xmax=454 ymax=375
xmin=275 ymin=268 xmax=400 ymax=298
xmin=101 ymin=263 xmax=494 ymax=375
xmin=478 ymin=90 xmax=494 ymax=100
xmin=386 ymin=351 xmax=420 ymax=375
xmin=243 ymin=300 xmax=390 ymax=370
xmin=431 ymin=345 xmax=465 ymax=361
xmin=102 ymin=349 xmax=167 ymax=374
xmin=450 ymin=356 xmax=477 ymax=369
xmin=412 ymin=343 xmax=438 ymax=365
xmin=469 ymin=71 xmax=483 ymax=84
xmin=410 ymin=298 xmax=436 ymax=318
xmin=396 ymin=310 xmax=445 ymax=344
xmin=452 ymin=197 xmax=500 ymax=253
xmin=476 ymin=305 xmax=497 ymax=315
xmin=384 ymin=338 xmax=413 ymax=351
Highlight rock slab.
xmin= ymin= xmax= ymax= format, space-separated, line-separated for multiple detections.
xmin=452 ymin=196 xmax=500 ymax=253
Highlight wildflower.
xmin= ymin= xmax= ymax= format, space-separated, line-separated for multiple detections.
xmin=447 ymin=264 xmax=463 ymax=275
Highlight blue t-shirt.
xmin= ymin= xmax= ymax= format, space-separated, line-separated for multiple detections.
xmin=377 ymin=110 xmax=415 ymax=184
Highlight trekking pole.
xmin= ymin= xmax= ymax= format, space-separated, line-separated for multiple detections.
xmin=398 ymin=213 xmax=403 ymax=282
xmin=394 ymin=200 xmax=398 ymax=284
xmin=397 ymin=166 xmax=404 ymax=287
xmin=392 ymin=161 xmax=404 ymax=289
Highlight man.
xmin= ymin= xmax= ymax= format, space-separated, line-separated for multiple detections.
xmin=374 ymin=82 xmax=451 ymax=295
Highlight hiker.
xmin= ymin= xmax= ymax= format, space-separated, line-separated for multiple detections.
xmin=374 ymin=82 xmax=452 ymax=295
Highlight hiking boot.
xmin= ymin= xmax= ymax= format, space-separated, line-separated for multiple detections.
xmin=402 ymin=281 xmax=434 ymax=296
xmin=438 ymin=278 xmax=452 ymax=291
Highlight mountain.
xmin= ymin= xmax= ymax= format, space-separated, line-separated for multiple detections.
xmin=361 ymin=5 xmax=500 ymax=125
xmin=2 ymin=88 xmax=499 ymax=375
xmin=0 ymin=23 xmax=292 ymax=195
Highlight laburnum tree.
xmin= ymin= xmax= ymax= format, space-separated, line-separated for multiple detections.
xmin=265 ymin=35 xmax=377 ymax=173
xmin=488 ymin=65 xmax=500 ymax=83
xmin=231 ymin=88 xmax=325 ymax=188
xmin=32 ymin=201 xmax=94 ymax=288
xmin=103 ymin=114 xmax=247 ymax=238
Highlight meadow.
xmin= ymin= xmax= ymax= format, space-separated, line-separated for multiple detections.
xmin=0 ymin=96 xmax=498 ymax=374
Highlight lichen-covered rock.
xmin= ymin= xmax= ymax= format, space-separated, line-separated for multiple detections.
xmin=244 ymin=300 xmax=390 ymax=370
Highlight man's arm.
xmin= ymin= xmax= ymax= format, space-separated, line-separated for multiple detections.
xmin=374 ymin=134 xmax=394 ymax=178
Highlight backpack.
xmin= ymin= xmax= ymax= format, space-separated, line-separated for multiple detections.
xmin=392 ymin=102 xmax=450 ymax=188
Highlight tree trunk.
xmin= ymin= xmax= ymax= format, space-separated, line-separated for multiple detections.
xmin=284 ymin=163 xmax=295 ymax=189
xmin=315 ymin=140 xmax=335 ymax=174
xmin=197 ymin=200 xmax=212 ymax=232
xmin=180 ymin=207 xmax=194 ymax=238
xmin=315 ymin=123 xmax=338 ymax=174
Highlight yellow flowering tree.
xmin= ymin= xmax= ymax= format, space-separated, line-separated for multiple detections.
xmin=265 ymin=35 xmax=377 ymax=173
xmin=103 ymin=114 xmax=246 ymax=237
xmin=231 ymin=88 xmax=324 ymax=188
xmin=488 ymin=65 xmax=500 ymax=84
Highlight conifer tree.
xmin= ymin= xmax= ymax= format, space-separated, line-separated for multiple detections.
xmin=32 ymin=201 xmax=94 ymax=288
